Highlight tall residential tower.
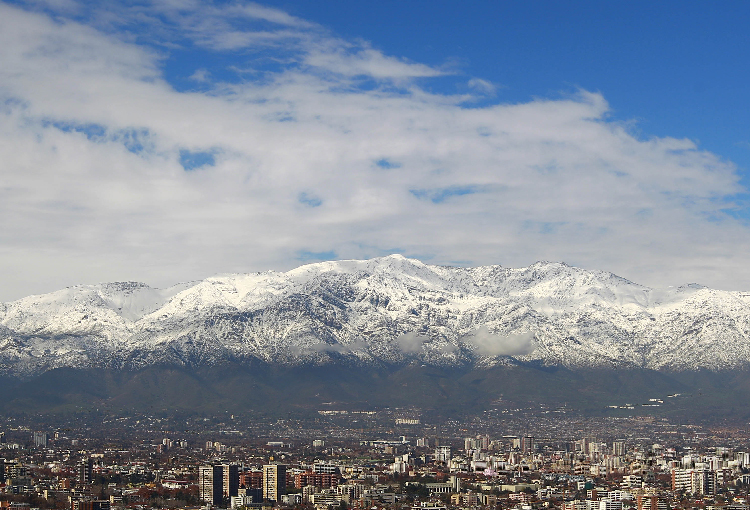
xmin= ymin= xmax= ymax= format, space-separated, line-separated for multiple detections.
xmin=263 ymin=464 xmax=286 ymax=502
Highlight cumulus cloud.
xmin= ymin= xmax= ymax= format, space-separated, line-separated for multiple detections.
xmin=463 ymin=327 xmax=535 ymax=357
xmin=0 ymin=1 xmax=748 ymax=301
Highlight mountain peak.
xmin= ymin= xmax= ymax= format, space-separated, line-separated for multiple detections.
xmin=0 ymin=256 xmax=748 ymax=377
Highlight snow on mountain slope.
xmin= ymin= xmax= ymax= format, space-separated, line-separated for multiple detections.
xmin=1 ymin=254 xmax=749 ymax=376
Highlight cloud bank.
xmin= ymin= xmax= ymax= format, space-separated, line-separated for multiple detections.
xmin=0 ymin=1 xmax=748 ymax=301
xmin=462 ymin=327 xmax=535 ymax=357
xmin=396 ymin=332 xmax=428 ymax=354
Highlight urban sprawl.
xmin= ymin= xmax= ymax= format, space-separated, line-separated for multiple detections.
xmin=1 ymin=408 xmax=749 ymax=510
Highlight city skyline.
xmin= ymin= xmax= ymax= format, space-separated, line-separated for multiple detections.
xmin=1 ymin=408 xmax=750 ymax=509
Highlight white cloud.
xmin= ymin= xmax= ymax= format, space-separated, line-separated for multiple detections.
xmin=467 ymin=78 xmax=496 ymax=95
xmin=0 ymin=1 xmax=748 ymax=302
xmin=396 ymin=332 xmax=428 ymax=354
xmin=189 ymin=68 xmax=210 ymax=82
xmin=463 ymin=327 xmax=535 ymax=357
xmin=308 ymin=339 xmax=368 ymax=354
xmin=304 ymin=45 xmax=446 ymax=79
xmin=235 ymin=2 xmax=315 ymax=28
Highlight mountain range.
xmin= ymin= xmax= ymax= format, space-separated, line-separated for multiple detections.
xmin=2 ymin=255 xmax=749 ymax=417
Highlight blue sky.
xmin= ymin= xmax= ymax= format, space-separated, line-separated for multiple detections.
xmin=0 ymin=0 xmax=749 ymax=300
xmin=166 ymin=1 xmax=750 ymax=174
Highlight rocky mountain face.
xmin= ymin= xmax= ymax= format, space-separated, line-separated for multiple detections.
xmin=1 ymin=255 xmax=749 ymax=378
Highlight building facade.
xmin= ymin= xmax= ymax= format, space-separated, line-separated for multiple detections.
xmin=263 ymin=464 xmax=286 ymax=502
xmin=199 ymin=464 xmax=239 ymax=505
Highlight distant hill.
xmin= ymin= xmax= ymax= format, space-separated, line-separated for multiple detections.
xmin=2 ymin=363 xmax=749 ymax=422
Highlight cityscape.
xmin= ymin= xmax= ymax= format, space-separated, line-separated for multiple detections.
xmin=1 ymin=409 xmax=750 ymax=510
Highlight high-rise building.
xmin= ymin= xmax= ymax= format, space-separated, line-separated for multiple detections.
xmin=33 ymin=432 xmax=48 ymax=448
xmin=434 ymin=446 xmax=451 ymax=462
xmin=78 ymin=458 xmax=93 ymax=485
xmin=691 ymin=469 xmax=716 ymax=495
xmin=263 ymin=464 xmax=286 ymax=502
xmin=521 ymin=436 xmax=535 ymax=454
xmin=222 ymin=464 xmax=239 ymax=500
xmin=199 ymin=465 xmax=222 ymax=505
xmin=580 ymin=437 xmax=592 ymax=455
xmin=200 ymin=464 xmax=239 ymax=505
xmin=612 ymin=442 xmax=625 ymax=457
xmin=480 ymin=435 xmax=490 ymax=450
xmin=671 ymin=468 xmax=716 ymax=495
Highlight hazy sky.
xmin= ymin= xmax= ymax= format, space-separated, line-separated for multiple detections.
xmin=1 ymin=0 xmax=749 ymax=301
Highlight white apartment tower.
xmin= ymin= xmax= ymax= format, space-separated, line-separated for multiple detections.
xmin=263 ymin=464 xmax=286 ymax=502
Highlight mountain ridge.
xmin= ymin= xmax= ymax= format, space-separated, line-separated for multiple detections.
xmin=2 ymin=254 xmax=749 ymax=378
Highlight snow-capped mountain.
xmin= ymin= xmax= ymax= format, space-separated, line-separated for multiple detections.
xmin=1 ymin=254 xmax=749 ymax=377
